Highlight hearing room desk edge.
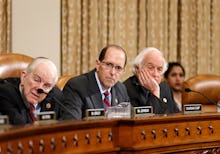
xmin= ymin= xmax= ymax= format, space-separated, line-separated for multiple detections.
xmin=1 ymin=113 xmax=220 ymax=154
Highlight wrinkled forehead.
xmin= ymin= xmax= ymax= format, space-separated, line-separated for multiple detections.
xmin=30 ymin=63 xmax=57 ymax=83
xmin=142 ymin=51 xmax=164 ymax=66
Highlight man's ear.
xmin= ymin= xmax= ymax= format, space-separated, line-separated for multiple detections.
xmin=20 ymin=71 xmax=27 ymax=84
xmin=135 ymin=65 xmax=140 ymax=73
xmin=95 ymin=60 xmax=101 ymax=70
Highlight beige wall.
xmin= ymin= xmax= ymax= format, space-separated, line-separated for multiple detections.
xmin=12 ymin=0 xmax=60 ymax=75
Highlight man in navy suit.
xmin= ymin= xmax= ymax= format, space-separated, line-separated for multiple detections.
xmin=124 ymin=47 xmax=180 ymax=114
xmin=0 ymin=57 xmax=63 ymax=124
xmin=62 ymin=44 xmax=130 ymax=120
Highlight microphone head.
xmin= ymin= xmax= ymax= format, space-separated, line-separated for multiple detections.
xmin=185 ymin=88 xmax=192 ymax=92
xmin=37 ymin=89 xmax=45 ymax=94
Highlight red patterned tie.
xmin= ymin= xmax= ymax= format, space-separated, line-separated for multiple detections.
xmin=103 ymin=91 xmax=111 ymax=110
xmin=29 ymin=104 xmax=36 ymax=122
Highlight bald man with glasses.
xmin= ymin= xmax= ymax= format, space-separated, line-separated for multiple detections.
xmin=62 ymin=44 xmax=130 ymax=120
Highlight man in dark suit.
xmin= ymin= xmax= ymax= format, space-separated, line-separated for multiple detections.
xmin=124 ymin=47 xmax=180 ymax=114
xmin=62 ymin=45 xmax=130 ymax=120
xmin=0 ymin=57 xmax=63 ymax=125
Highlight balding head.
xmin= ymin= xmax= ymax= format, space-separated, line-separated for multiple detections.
xmin=26 ymin=57 xmax=58 ymax=84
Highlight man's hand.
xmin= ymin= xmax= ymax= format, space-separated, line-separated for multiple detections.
xmin=137 ymin=68 xmax=160 ymax=98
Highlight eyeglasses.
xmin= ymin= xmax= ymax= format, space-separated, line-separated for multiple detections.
xmin=31 ymin=74 xmax=53 ymax=91
xmin=101 ymin=61 xmax=124 ymax=73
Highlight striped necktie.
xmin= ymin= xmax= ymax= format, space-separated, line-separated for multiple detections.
xmin=29 ymin=104 xmax=36 ymax=122
xmin=103 ymin=91 xmax=111 ymax=110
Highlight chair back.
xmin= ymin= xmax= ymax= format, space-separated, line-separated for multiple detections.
xmin=0 ymin=53 xmax=34 ymax=78
xmin=56 ymin=74 xmax=74 ymax=90
xmin=182 ymin=74 xmax=220 ymax=112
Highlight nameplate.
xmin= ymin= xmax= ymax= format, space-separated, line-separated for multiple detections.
xmin=85 ymin=109 xmax=105 ymax=120
xmin=0 ymin=115 xmax=9 ymax=125
xmin=36 ymin=111 xmax=56 ymax=121
xmin=184 ymin=104 xmax=202 ymax=114
xmin=133 ymin=106 xmax=154 ymax=118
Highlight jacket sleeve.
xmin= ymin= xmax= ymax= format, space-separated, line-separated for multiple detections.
xmin=0 ymin=85 xmax=29 ymax=124
xmin=61 ymin=79 xmax=85 ymax=120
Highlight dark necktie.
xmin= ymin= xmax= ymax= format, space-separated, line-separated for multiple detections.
xmin=29 ymin=104 xmax=36 ymax=122
xmin=103 ymin=91 xmax=111 ymax=110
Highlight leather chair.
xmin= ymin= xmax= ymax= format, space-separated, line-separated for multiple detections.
xmin=0 ymin=53 xmax=34 ymax=78
xmin=56 ymin=74 xmax=74 ymax=90
xmin=182 ymin=74 xmax=220 ymax=112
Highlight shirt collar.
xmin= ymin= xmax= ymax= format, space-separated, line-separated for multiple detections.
xmin=95 ymin=71 xmax=111 ymax=94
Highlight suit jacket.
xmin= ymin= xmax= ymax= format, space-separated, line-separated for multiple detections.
xmin=62 ymin=69 xmax=130 ymax=120
xmin=123 ymin=75 xmax=180 ymax=114
xmin=0 ymin=78 xmax=63 ymax=125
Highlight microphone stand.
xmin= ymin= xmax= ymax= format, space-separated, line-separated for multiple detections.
xmin=185 ymin=88 xmax=220 ymax=108
xmin=37 ymin=89 xmax=76 ymax=119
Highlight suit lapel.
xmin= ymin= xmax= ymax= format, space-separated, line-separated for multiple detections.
xmin=89 ymin=87 xmax=120 ymax=108
xmin=87 ymin=70 xmax=104 ymax=109
xmin=111 ymin=87 xmax=119 ymax=106
xmin=89 ymin=93 xmax=103 ymax=108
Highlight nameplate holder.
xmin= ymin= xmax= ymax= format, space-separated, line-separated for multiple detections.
xmin=0 ymin=115 xmax=9 ymax=125
xmin=184 ymin=104 xmax=202 ymax=114
xmin=132 ymin=106 xmax=154 ymax=118
xmin=85 ymin=109 xmax=105 ymax=120
xmin=36 ymin=111 xmax=56 ymax=121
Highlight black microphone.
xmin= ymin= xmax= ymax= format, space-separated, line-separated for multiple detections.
xmin=37 ymin=89 xmax=76 ymax=119
xmin=184 ymin=88 xmax=220 ymax=107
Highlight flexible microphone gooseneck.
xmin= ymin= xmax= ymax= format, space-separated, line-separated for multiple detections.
xmin=184 ymin=88 xmax=220 ymax=108
xmin=37 ymin=89 xmax=75 ymax=119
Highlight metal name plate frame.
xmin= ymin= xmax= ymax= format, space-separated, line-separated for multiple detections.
xmin=133 ymin=106 xmax=154 ymax=118
xmin=184 ymin=104 xmax=202 ymax=114
xmin=85 ymin=109 xmax=106 ymax=120
xmin=0 ymin=115 xmax=9 ymax=125
xmin=36 ymin=111 xmax=56 ymax=121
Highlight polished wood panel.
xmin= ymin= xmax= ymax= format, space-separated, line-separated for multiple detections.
xmin=0 ymin=120 xmax=119 ymax=154
xmin=118 ymin=113 xmax=220 ymax=153
xmin=0 ymin=113 xmax=220 ymax=153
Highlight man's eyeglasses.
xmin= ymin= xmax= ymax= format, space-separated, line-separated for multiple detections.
xmin=101 ymin=61 xmax=124 ymax=73
xmin=32 ymin=74 xmax=53 ymax=91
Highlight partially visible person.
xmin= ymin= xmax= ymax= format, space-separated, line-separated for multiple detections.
xmin=123 ymin=47 xmax=180 ymax=114
xmin=164 ymin=62 xmax=185 ymax=111
xmin=62 ymin=44 xmax=130 ymax=120
xmin=0 ymin=57 xmax=63 ymax=125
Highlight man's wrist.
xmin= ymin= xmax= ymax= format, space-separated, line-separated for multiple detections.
xmin=152 ymin=90 xmax=160 ymax=98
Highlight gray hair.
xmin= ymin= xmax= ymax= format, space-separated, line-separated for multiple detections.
xmin=26 ymin=57 xmax=58 ymax=84
xmin=132 ymin=47 xmax=167 ymax=74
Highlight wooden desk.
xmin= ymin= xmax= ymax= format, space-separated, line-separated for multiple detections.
xmin=0 ymin=113 xmax=220 ymax=154
xmin=118 ymin=113 xmax=220 ymax=153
